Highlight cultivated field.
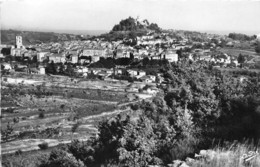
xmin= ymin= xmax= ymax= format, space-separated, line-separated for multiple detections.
xmin=1 ymin=74 xmax=144 ymax=156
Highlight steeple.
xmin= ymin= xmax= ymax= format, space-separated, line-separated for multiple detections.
xmin=16 ymin=36 xmax=23 ymax=48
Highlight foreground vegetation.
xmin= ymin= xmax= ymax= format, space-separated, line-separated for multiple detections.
xmin=2 ymin=60 xmax=260 ymax=167
xmin=191 ymin=141 xmax=260 ymax=167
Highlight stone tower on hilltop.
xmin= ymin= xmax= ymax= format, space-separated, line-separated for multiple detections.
xmin=16 ymin=36 xmax=23 ymax=48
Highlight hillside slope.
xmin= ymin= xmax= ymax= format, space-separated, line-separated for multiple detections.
xmin=1 ymin=29 xmax=83 ymax=45
xmin=98 ymin=17 xmax=161 ymax=41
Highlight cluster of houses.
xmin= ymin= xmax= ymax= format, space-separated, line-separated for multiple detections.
xmin=3 ymin=31 xmax=259 ymax=95
xmin=1 ymin=33 xmax=182 ymax=65
xmin=0 ymin=33 xmax=182 ymax=78
xmin=2 ymin=30 xmax=257 ymax=81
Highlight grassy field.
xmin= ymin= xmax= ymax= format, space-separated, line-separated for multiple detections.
xmin=219 ymin=48 xmax=260 ymax=57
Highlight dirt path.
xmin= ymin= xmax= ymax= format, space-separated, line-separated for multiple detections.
xmin=1 ymin=138 xmax=89 ymax=155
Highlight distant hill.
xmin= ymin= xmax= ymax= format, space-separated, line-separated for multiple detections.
xmin=97 ymin=17 xmax=161 ymax=41
xmin=49 ymin=29 xmax=108 ymax=36
xmin=1 ymin=29 xmax=84 ymax=45
xmin=112 ymin=17 xmax=161 ymax=32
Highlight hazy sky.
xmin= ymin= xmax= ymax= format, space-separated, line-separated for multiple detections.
xmin=1 ymin=0 xmax=260 ymax=34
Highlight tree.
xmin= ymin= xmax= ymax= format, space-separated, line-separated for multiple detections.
xmin=58 ymin=64 xmax=65 ymax=74
xmin=228 ymin=33 xmax=255 ymax=41
xmin=71 ymin=122 xmax=81 ymax=140
xmin=67 ymin=140 xmax=96 ymax=165
xmin=1 ymin=117 xmax=19 ymax=142
xmin=147 ymin=23 xmax=161 ymax=32
xmin=1 ymin=122 xmax=15 ymax=142
xmin=46 ymin=61 xmax=57 ymax=74
xmin=237 ymin=54 xmax=246 ymax=68
xmin=176 ymin=48 xmax=183 ymax=59
xmin=130 ymin=52 xmax=134 ymax=60
xmin=39 ymin=110 xmax=45 ymax=119
xmin=38 ymin=142 xmax=49 ymax=150
xmin=39 ymin=149 xmax=84 ymax=167
xmin=143 ymin=57 xmax=150 ymax=66
xmin=64 ymin=64 xmax=75 ymax=76
xmin=112 ymin=17 xmax=137 ymax=31
xmin=255 ymin=41 xmax=260 ymax=54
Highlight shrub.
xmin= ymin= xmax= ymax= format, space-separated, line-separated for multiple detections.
xmin=191 ymin=141 xmax=260 ymax=167
xmin=15 ymin=149 xmax=23 ymax=155
xmin=38 ymin=142 xmax=49 ymax=150
xmin=130 ymin=103 xmax=139 ymax=110
xmin=39 ymin=112 xmax=45 ymax=119
xmin=38 ymin=149 xmax=84 ymax=167
xmin=3 ymin=108 xmax=15 ymax=113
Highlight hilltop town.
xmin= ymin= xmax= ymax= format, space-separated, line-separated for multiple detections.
xmin=1 ymin=18 xmax=260 ymax=82
xmin=1 ymin=17 xmax=260 ymax=167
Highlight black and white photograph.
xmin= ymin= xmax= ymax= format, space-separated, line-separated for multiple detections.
xmin=0 ymin=0 xmax=260 ymax=166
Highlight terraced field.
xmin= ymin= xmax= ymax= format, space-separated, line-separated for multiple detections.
xmin=0 ymin=78 xmax=134 ymax=155
xmin=1 ymin=74 xmax=155 ymax=164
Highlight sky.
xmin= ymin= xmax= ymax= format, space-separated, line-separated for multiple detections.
xmin=1 ymin=0 xmax=260 ymax=35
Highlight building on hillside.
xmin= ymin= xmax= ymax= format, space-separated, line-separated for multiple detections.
xmin=82 ymin=48 xmax=105 ymax=57
xmin=2 ymin=63 xmax=12 ymax=70
xmin=77 ymin=67 xmax=88 ymax=73
xmin=127 ymin=69 xmax=138 ymax=77
xmin=39 ymin=66 xmax=46 ymax=75
xmin=140 ymin=76 xmax=153 ymax=83
xmin=11 ymin=48 xmax=24 ymax=57
xmin=116 ymin=49 xmax=124 ymax=58
xmin=71 ymin=55 xmax=78 ymax=64
xmin=105 ymin=49 xmax=114 ymax=58
xmin=16 ymin=36 xmax=23 ymax=49
xmin=48 ymin=53 xmax=66 ymax=63
xmin=143 ymin=86 xmax=159 ymax=95
xmin=66 ymin=52 xmax=79 ymax=64
xmin=79 ymin=56 xmax=91 ymax=64
xmin=91 ymin=55 xmax=100 ymax=63
xmin=0 ymin=53 xmax=4 ymax=59
xmin=37 ymin=52 xmax=49 ymax=62
xmin=257 ymin=34 xmax=260 ymax=40
xmin=125 ymin=83 xmax=139 ymax=93
xmin=232 ymin=60 xmax=239 ymax=67
xmin=135 ymin=70 xmax=147 ymax=79
xmin=115 ymin=68 xmax=123 ymax=75
xmin=164 ymin=50 xmax=178 ymax=62
xmin=147 ymin=75 xmax=156 ymax=82
xmin=138 ymin=70 xmax=146 ymax=77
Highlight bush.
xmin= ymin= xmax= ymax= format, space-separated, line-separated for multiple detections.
xmin=255 ymin=41 xmax=260 ymax=53
xmin=130 ymin=103 xmax=139 ymax=110
xmin=3 ymin=108 xmax=15 ymax=113
xmin=38 ymin=142 xmax=49 ymax=150
xmin=15 ymin=149 xmax=23 ymax=155
xmin=39 ymin=112 xmax=45 ymax=119
xmin=38 ymin=149 xmax=84 ymax=167
xmin=191 ymin=141 xmax=260 ymax=167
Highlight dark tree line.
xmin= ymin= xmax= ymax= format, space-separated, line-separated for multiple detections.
xmin=228 ymin=33 xmax=256 ymax=41
xmin=255 ymin=40 xmax=260 ymax=53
